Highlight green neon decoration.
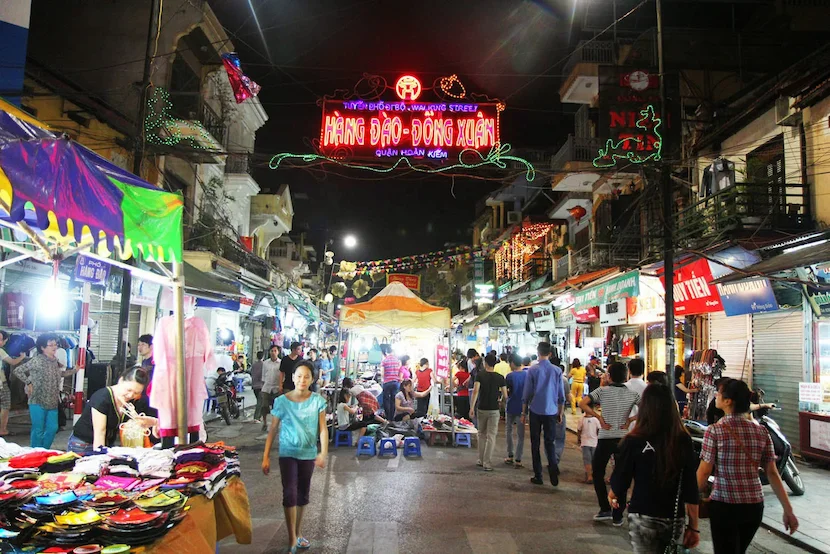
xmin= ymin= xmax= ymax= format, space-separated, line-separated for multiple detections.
xmin=269 ymin=143 xmax=536 ymax=181
xmin=592 ymin=104 xmax=662 ymax=169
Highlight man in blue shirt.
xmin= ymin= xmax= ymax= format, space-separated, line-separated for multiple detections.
xmin=504 ymin=354 xmax=527 ymax=467
xmin=522 ymin=342 xmax=565 ymax=486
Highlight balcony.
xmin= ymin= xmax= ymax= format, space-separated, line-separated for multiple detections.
xmin=551 ymin=135 xmax=603 ymax=171
xmin=559 ymin=41 xmax=616 ymax=105
xmin=673 ymin=182 xmax=813 ymax=249
xmin=185 ymin=228 xmax=271 ymax=282
xmin=225 ymin=152 xmax=254 ymax=175
xmin=562 ymin=240 xmax=642 ymax=278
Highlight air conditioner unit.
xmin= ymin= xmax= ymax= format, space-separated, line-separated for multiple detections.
xmin=775 ymin=96 xmax=799 ymax=127
xmin=506 ymin=211 xmax=522 ymax=224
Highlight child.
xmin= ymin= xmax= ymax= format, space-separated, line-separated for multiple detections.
xmin=262 ymin=361 xmax=328 ymax=553
xmin=577 ymin=413 xmax=601 ymax=484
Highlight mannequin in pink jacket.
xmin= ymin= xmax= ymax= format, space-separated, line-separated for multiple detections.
xmin=150 ymin=315 xmax=215 ymax=446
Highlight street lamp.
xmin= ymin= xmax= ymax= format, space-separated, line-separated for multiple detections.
xmin=343 ymin=235 xmax=357 ymax=249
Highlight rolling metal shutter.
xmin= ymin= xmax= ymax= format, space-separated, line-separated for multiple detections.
xmin=752 ymin=310 xmax=805 ymax=453
xmin=89 ymin=294 xmax=140 ymax=362
xmin=708 ymin=313 xmax=752 ymax=382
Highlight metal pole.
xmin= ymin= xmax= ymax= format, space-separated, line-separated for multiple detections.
xmin=117 ymin=0 xmax=160 ymax=375
xmin=172 ymin=260 xmax=188 ymax=445
xmin=656 ymin=0 xmax=675 ymax=372
xmin=73 ymin=282 xmax=91 ymax=424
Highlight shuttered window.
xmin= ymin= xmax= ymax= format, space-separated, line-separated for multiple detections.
xmin=708 ymin=313 xmax=752 ymax=382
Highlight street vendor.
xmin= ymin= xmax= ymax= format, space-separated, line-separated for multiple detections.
xmin=67 ymin=366 xmax=158 ymax=453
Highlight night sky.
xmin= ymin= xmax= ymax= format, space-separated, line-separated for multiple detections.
xmin=210 ymin=0 xmax=574 ymax=261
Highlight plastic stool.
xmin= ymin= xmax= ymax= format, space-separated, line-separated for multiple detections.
xmin=334 ymin=429 xmax=352 ymax=447
xmin=378 ymin=437 xmax=398 ymax=457
xmin=356 ymin=436 xmax=376 ymax=457
xmin=455 ymin=433 xmax=472 ymax=448
xmin=402 ymin=437 xmax=422 ymax=457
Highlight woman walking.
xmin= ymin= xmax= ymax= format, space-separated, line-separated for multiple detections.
xmin=697 ymin=378 xmax=798 ymax=553
xmin=568 ymin=359 xmax=586 ymax=414
xmin=469 ymin=352 xmax=507 ymax=471
xmin=262 ymin=361 xmax=328 ymax=553
xmin=14 ymin=334 xmax=80 ymax=448
xmin=610 ymin=384 xmax=700 ymax=552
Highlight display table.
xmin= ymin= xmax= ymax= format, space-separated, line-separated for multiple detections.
xmin=799 ymin=411 xmax=830 ymax=463
xmin=145 ymin=477 xmax=252 ymax=553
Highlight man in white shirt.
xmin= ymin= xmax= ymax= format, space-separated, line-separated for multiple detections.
xmin=625 ymin=358 xmax=646 ymax=431
xmin=260 ymin=345 xmax=282 ymax=432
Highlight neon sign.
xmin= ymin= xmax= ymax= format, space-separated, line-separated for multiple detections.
xmin=593 ymin=105 xmax=663 ymax=168
xmin=395 ymin=75 xmax=422 ymax=101
xmin=320 ymin=99 xmax=502 ymax=159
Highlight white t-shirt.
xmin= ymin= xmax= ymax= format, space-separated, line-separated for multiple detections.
xmin=337 ymin=402 xmax=352 ymax=430
xmin=578 ymin=416 xmax=601 ymax=448
xmin=625 ymin=377 xmax=647 ymax=429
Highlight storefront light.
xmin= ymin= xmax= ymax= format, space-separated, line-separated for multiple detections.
xmin=40 ymin=282 xmax=66 ymax=315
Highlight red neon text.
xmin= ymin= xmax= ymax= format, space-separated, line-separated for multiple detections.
xmin=322 ymin=116 xmax=496 ymax=150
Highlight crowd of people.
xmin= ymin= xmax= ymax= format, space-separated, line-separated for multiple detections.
xmin=460 ymin=341 xmax=800 ymax=554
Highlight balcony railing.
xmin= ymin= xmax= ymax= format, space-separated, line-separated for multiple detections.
xmin=563 ymin=40 xmax=616 ymax=76
xmin=551 ymin=135 xmax=602 ymax=170
xmin=199 ymin=102 xmax=226 ymax=146
xmin=186 ymin=226 xmax=271 ymax=281
xmin=560 ymin=241 xmax=642 ymax=280
xmin=225 ymin=152 xmax=254 ymax=175
xmin=673 ymin=182 xmax=813 ymax=248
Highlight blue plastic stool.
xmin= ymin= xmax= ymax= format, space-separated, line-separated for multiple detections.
xmin=455 ymin=432 xmax=472 ymax=448
xmin=356 ymin=436 xmax=376 ymax=457
xmin=378 ymin=437 xmax=398 ymax=457
xmin=334 ymin=429 xmax=352 ymax=447
xmin=402 ymin=437 xmax=422 ymax=457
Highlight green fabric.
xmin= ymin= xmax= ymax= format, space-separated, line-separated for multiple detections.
xmin=111 ymin=177 xmax=183 ymax=262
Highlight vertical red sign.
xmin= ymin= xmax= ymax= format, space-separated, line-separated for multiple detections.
xmin=436 ymin=344 xmax=450 ymax=380
xmin=660 ymin=258 xmax=723 ymax=315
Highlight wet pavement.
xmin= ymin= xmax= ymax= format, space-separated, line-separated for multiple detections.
xmin=216 ymin=412 xmax=811 ymax=554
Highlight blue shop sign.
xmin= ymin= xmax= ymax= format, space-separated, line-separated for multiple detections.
xmin=74 ymin=255 xmax=110 ymax=285
xmin=715 ymin=277 xmax=779 ymax=316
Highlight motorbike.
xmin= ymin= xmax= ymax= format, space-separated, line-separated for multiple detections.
xmin=214 ymin=376 xmax=242 ymax=426
xmin=684 ymin=388 xmax=804 ymax=496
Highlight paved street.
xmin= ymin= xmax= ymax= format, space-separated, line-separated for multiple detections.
xmin=215 ymin=411 xmax=811 ymax=554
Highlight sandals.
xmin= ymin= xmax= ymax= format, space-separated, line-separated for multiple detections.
xmin=514 ymin=461 xmax=524 ymax=469
xmin=504 ymin=457 xmax=514 ymax=465
xmin=297 ymin=537 xmax=310 ymax=549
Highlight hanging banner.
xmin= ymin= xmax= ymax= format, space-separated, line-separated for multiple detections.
xmin=573 ymin=271 xmax=639 ymax=311
xmin=555 ymin=307 xmax=575 ymax=326
xmin=532 ymin=303 xmax=555 ymax=331
xmin=74 ymin=255 xmax=110 ymax=285
xmin=661 ymin=258 xmax=722 ymax=315
xmin=387 ymin=273 xmax=421 ymax=291
xmin=715 ymin=277 xmax=779 ymax=316
xmin=436 ymin=344 xmax=450 ymax=380
xmin=572 ymin=306 xmax=599 ymax=323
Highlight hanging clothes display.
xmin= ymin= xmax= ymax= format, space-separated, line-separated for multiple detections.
xmin=686 ymin=349 xmax=725 ymax=421
xmin=150 ymin=316 xmax=216 ymax=438
xmin=699 ymin=158 xmax=735 ymax=198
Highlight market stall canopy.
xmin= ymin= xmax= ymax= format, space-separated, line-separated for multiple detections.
xmin=0 ymin=98 xmax=183 ymax=262
xmin=182 ymin=262 xmax=243 ymax=299
xmin=339 ymin=281 xmax=450 ymax=330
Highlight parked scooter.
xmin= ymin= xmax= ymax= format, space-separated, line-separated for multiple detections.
xmin=684 ymin=388 xmax=804 ymax=496
xmin=214 ymin=373 xmax=242 ymax=426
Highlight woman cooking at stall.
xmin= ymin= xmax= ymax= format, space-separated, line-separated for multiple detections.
xmin=67 ymin=366 xmax=158 ymax=453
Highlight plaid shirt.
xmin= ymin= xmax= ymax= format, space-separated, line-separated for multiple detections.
xmin=357 ymin=391 xmax=379 ymax=414
xmin=701 ymin=414 xmax=775 ymax=504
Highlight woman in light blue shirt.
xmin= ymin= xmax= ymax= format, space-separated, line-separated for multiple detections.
xmin=262 ymin=361 xmax=328 ymax=553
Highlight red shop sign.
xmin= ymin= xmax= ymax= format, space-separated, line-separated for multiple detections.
xmin=572 ymin=306 xmax=599 ymax=323
xmin=660 ymin=258 xmax=723 ymax=315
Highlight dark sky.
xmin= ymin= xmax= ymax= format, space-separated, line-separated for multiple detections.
xmin=210 ymin=0 xmax=574 ymax=261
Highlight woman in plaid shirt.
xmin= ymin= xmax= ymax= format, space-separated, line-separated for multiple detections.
xmin=696 ymin=378 xmax=798 ymax=553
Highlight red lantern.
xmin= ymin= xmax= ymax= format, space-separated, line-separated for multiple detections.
xmin=568 ymin=205 xmax=587 ymax=222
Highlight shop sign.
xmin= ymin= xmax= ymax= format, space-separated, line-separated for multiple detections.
xmin=804 ymin=264 xmax=830 ymax=317
xmin=715 ymin=277 xmax=778 ymax=316
xmin=474 ymin=258 xmax=485 ymax=283
xmin=196 ymin=296 xmax=241 ymax=312
xmin=572 ymin=306 xmax=599 ymax=323
xmin=799 ymin=382 xmax=823 ymax=403
xmin=662 ymin=258 xmax=722 ymax=315
xmin=436 ymin=344 xmax=450 ymax=380
xmin=554 ymin=307 xmax=574 ymax=326
xmin=387 ymin=273 xmax=420 ymax=291
xmin=130 ymin=279 xmax=161 ymax=307
xmin=573 ymin=271 xmax=639 ymax=311
xmin=74 ymin=255 xmax=110 ymax=285
xmin=626 ymin=284 xmax=665 ymax=324
xmin=474 ymin=283 xmax=494 ymax=305
xmin=532 ymin=303 xmax=555 ymax=331
xmin=600 ymin=300 xmax=627 ymax=326
xmin=497 ymin=281 xmax=512 ymax=300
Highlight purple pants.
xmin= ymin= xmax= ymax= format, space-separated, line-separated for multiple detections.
xmin=279 ymin=457 xmax=315 ymax=507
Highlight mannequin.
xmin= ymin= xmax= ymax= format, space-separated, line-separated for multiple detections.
xmin=150 ymin=294 xmax=215 ymax=448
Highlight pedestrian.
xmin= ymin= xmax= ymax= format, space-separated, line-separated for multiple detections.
xmin=250 ymin=351 xmax=265 ymax=424
xmin=280 ymin=342 xmax=303 ymax=394
xmin=380 ymin=344 xmax=400 ymax=420
xmin=625 ymin=358 xmax=647 ymax=430
xmin=522 ymin=342 xmax=566 ymax=486
xmin=578 ymin=414 xmax=600 ymax=485
xmin=610 ymin=383 xmax=700 ymax=553
xmin=137 ymin=334 xmax=154 ymax=377
xmin=697 ymin=378 xmax=798 ymax=552
xmin=261 ymin=361 xmax=328 ymax=553
xmin=674 ymin=365 xmax=698 ymax=416
xmin=308 ymin=349 xmax=322 ymax=391
xmin=568 ymin=358 xmax=586 ymax=414
xmin=494 ymin=352 xmax=510 ymax=378
xmin=586 ymin=357 xmax=602 ymax=394
xmin=14 ymin=334 xmax=81 ymax=448
xmin=399 ymin=355 xmax=413 ymax=381
xmin=504 ymin=353 xmax=527 ymax=468
xmin=318 ymin=350 xmax=333 ymax=387
xmin=350 ymin=384 xmax=388 ymax=426
xmin=0 ymin=330 xmax=26 ymax=437
xmin=453 ymin=359 xmax=471 ymax=419
xmin=469 ymin=352 xmax=507 ymax=471
xmin=646 ymin=371 xmax=669 ymax=387
xmin=579 ymin=361 xmax=640 ymax=524
xmin=414 ymin=358 xmax=434 ymax=417
xmin=260 ymin=345 xmax=281 ymax=432
xmin=466 ymin=349 xmax=483 ymax=424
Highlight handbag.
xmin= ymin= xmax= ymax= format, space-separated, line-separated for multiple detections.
xmin=665 ymin=469 xmax=685 ymax=554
